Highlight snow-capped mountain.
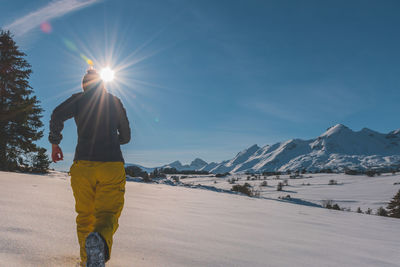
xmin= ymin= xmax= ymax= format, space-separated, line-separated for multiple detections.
xmin=207 ymin=124 xmax=400 ymax=173
xmin=126 ymin=158 xmax=209 ymax=172
xmin=162 ymin=158 xmax=208 ymax=171
xmin=128 ymin=124 xmax=400 ymax=173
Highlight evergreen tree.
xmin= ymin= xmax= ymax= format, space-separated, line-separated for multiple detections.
xmin=31 ymin=147 xmax=51 ymax=173
xmin=365 ymin=208 xmax=372 ymax=215
xmin=376 ymin=207 xmax=388 ymax=217
xmin=386 ymin=190 xmax=400 ymax=218
xmin=0 ymin=30 xmax=49 ymax=172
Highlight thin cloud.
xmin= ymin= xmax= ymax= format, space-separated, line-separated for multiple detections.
xmin=4 ymin=0 xmax=101 ymax=37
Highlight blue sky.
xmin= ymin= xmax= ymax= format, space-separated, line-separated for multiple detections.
xmin=2 ymin=0 xmax=400 ymax=170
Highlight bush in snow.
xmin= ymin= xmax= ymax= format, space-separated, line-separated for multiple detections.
xmin=357 ymin=207 xmax=363 ymax=213
xmin=260 ymin=181 xmax=268 ymax=187
xmin=328 ymin=179 xmax=338 ymax=185
xmin=231 ymin=183 xmax=252 ymax=196
xmin=320 ymin=168 xmax=333 ymax=173
xmin=322 ymin=200 xmax=340 ymax=210
xmin=283 ymin=179 xmax=289 ymax=186
xmin=322 ymin=200 xmax=333 ymax=209
xmin=376 ymin=207 xmax=388 ymax=217
xmin=365 ymin=170 xmax=376 ymax=177
xmin=365 ymin=208 xmax=372 ymax=215
xmin=277 ymin=182 xmax=283 ymax=191
xmin=125 ymin=166 xmax=150 ymax=181
xmin=386 ymin=189 xmax=400 ymax=218
xmin=150 ymin=168 xmax=166 ymax=179
xmin=171 ymin=176 xmax=180 ymax=183
xmin=344 ymin=169 xmax=360 ymax=175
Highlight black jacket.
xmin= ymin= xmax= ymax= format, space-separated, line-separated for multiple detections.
xmin=49 ymin=88 xmax=131 ymax=162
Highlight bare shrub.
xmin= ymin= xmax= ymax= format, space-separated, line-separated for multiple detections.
xmin=329 ymin=179 xmax=338 ymax=185
xmin=277 ymin=182 xmax=283 ymax=191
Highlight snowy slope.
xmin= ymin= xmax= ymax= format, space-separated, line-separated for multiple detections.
xmin=180 ymin=172 xmax=400 ymax=211
xmin=0 ymin=171 xmax=399 ymax=267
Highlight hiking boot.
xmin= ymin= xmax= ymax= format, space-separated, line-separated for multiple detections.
xmin=85 ymin=232 xmax=105 ymax=267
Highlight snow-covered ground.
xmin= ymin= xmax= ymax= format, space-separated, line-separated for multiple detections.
xmin=0 ymin=171 xmax=399 ymax=266
xmin=178 ymin=173 xmax=400 ymax=212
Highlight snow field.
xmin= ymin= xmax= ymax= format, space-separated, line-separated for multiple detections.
xmin=174 ymin=173 xmax=400 ymax=213
xmin=0 ymin=171 xmax=399 ymax=267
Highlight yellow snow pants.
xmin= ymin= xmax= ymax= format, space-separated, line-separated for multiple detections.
xmin=70 ymin=160 xmax=126 ymax=262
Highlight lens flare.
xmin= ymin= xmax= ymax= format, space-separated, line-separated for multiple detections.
xmin=62 ymin=38 xmax=77 ymax=52
xmin=40 ymin=22 xmax=52 ymax=33
xmin=80 ymin=54 xmax=93 ymax=66
xmin=100 ymin=67 xmax=115 ymax=82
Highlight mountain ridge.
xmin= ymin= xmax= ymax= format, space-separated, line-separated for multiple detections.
xmin=127 ymin=124 xmax=400 ymax=173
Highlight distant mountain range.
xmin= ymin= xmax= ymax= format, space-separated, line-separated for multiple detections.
xmin=127 ymin=124 xmax=400 ymax=173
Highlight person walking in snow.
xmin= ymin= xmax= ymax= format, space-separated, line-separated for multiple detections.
xmin=49 ymin=68 xmax=131 ymax=267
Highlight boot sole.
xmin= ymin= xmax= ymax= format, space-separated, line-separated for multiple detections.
xmin=85 ymin=233 xmax=105 ymax=267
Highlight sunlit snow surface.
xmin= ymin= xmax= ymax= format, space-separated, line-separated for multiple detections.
xmin=181 ymin=172 xmax=400 ymax=211
xmin=0 ymin=171 xmax=399 ymax=266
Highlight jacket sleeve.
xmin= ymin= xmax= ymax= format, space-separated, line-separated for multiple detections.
xmin=115 ymin=97 xmax=131 ymax=145
xmin=48 ymin=94 xmax=80 ymax=145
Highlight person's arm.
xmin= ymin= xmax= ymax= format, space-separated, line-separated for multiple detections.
xmin=115 ymin=97 xmax=131 ymax=145
xmin=48 ymin=94 xmax=80 ymax=162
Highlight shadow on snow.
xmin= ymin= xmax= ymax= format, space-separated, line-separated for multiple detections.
xmin=126 ymin=176 xmax=322 ymax=208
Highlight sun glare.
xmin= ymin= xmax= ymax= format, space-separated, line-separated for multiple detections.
xmin=100 ymin=67 xmax=115 ymax=82
xmin=61 ymin=25 xmax=169 ymax=105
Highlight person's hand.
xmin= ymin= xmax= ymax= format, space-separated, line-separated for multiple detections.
xmin=51 ymin=144 xmax=64 ymax=162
